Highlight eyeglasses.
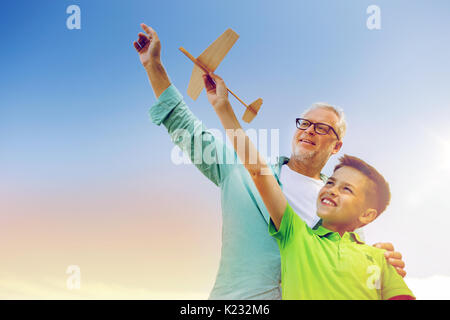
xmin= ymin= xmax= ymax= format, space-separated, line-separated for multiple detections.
xmin=295 ymin=118 xmax=340 ymax=140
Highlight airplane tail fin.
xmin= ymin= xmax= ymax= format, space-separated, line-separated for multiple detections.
xmin=242 ymin=98 xmax=263 ymax=123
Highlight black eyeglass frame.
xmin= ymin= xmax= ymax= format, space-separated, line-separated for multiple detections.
xmin=295 ymin=118 xmax=340 ymax=140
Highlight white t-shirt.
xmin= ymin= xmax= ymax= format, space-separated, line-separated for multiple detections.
xmin=279 ymin=164 xmax=324 ymax=228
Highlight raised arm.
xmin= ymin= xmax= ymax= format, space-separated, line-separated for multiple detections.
xmin=133 ymin=24 xmax=234 ymax=187
xmin=133 ymin=23 xmax=170 ymax=98
xmin=204 ymin=73 xmax=286 ymax=229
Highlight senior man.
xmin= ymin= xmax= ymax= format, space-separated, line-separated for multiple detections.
xmin=133 ymin=24 xmax=406 ymax=299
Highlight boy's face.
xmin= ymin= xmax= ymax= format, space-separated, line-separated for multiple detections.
xmin=317 ymin=166 xmax=376 ymax=229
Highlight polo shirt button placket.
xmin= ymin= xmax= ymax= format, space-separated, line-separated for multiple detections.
xmin=340 ymin=233 xmax=351 ymax=273
xmin=336 ymin=234 xmax=342 ymax=269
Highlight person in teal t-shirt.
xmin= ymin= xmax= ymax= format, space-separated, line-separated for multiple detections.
xmin=202 ymin=72 xmax=414 ymax=300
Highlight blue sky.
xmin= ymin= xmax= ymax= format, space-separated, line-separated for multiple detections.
xmin=1 ymin=0 xmax=450 ymax=297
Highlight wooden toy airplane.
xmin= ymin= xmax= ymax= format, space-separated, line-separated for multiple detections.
xmin=179 ymin=29 xmax=263 ymax=123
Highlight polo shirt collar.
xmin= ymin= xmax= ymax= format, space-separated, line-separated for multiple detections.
xmin=311 ymin=220 xmax=334 ymax=237
xmin=312 ymin=220 xmax=365 ymax=244
xmin=350 ymin=231 xmax=365 ymax=244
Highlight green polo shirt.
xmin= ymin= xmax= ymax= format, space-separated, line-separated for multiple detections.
xmin=269 ymin=202 xmax=415 ymax=300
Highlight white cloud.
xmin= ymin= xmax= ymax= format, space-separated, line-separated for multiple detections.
xmin=405 ymin=275 xmax=450 ymax=300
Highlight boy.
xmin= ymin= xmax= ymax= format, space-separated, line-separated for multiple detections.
xmin=203 ymin=72 xmax=414 ymax=300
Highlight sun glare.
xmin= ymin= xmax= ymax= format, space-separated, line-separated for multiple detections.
xmin=425 ymin=129 xmax=450 ymax=173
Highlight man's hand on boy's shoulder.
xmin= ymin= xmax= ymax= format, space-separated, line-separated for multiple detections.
xmin=373 ymin=242 xmax=406 ymax=278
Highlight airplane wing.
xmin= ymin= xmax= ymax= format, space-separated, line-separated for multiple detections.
xmin=187 ymin=28 xmax=239 ymax=100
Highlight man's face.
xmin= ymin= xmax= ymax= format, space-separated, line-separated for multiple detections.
xmin=316 ymin=166 xmax=375 ymax=228
xmin=291 ymin=108 xmax=342 ymax=164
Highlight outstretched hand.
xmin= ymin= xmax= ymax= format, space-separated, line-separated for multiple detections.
xmin=203 ymin=72 xmax=230 ymax=109
xmin=133 ymin=23 xmax=161 ymax=68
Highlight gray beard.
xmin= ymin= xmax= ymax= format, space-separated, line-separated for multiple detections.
xmin=291 ymin=145 xmax=332 ymax=170
xmin=292 ymin=148 xmax=316 ymax=163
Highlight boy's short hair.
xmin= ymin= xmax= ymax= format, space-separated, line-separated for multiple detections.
xmin=333 ymin=155 xmax=391 ymax=214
